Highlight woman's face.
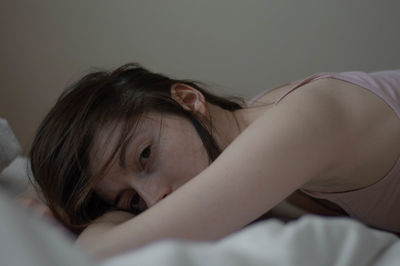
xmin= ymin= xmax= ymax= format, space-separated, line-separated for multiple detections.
xmin=91 ymin=112 xmax=210 ymax=213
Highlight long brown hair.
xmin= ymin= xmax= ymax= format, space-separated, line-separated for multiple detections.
xmin=29 ymin=63 xmax=245 ymax=233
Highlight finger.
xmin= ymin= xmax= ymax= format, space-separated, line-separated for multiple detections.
xmin=17 ymin=198 xmax=36 ymax=208
xmin=36 ymin=205 xmax=52 ymax=217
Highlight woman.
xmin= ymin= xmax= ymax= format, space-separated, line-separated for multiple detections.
xmin=28 ymin=63 xmax=400 ymax=258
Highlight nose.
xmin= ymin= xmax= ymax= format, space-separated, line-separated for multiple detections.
xmin=138 ymin=186 xmax=172 ymax=209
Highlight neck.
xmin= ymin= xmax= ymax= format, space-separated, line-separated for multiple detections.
xmin=207 ymin=102 xmax=270 ymax=151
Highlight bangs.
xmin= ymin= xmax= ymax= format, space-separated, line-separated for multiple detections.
xmin=87 ymin=112 xmax=145 ymax=189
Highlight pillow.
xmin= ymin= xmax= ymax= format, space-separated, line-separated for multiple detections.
xmin=0 ymin=118 xmax=21 ymax=173
xmin=0 ymin=156 xmax=31 ymax=194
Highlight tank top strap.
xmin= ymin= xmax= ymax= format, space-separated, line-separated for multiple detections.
xmin=273 ymin=72 xmax=336 ymax=105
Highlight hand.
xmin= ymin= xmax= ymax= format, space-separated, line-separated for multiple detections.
xmin=16 ymin=184 xmax=53 ymax=219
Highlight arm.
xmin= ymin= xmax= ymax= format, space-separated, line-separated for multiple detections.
xmin=76 ymin=211 xmax=135 ymax=248
xmin=80 ymin=87 xmax=349 ymax=259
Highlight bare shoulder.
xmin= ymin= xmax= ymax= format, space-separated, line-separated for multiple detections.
xmin=221 ymin=80 xmax=351 ymax=191
xmin=289 ymin=78 xmax=400 ymax=192
xmin=244 ymin=76 xmax=400 ymax=192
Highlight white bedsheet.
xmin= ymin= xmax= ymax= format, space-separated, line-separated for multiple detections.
xmin=102 ymin=216 xmax=400 ymax=266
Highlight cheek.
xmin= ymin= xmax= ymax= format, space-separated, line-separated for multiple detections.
xmin=156 ymin=118 xmax=211 ymax=188
xmin=158 ymin=141 xmax=210 ymax=188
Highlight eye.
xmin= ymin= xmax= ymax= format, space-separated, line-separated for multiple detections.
xmin=139 ymin=145 xmax=151 ymax=167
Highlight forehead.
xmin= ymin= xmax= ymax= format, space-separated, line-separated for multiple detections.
xmin=89 ymin=111 xmax=195 ymax=174
xmin=89 ymin=113 xmax=160 ymax=171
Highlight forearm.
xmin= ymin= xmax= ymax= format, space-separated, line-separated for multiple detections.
xmin=75 ymin=211 xmax=135 ymax=253
xmin=76 ymin=182 xmax=245 ymax=260
xmin=76 ymin=168 xmax=279 ymax=260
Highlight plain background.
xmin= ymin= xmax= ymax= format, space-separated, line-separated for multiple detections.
xmin=1 ymin=0 xmax=399 ymax=153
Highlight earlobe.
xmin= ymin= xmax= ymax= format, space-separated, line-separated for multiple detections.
xmin=170 ymin=83 xmax=209 ymax=118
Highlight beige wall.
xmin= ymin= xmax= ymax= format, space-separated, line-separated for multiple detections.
xmin=1 ymin=0 xmax=399 ymax=153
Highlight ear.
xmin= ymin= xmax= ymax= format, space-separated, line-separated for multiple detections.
xmin=170 ymin=83 xmax=209 ymax=118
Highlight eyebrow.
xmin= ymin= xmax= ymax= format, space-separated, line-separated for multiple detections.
xmin=119 ymin=130 xmax=147 ymax=169
xmin=119 ymin=135 xmax=136 ymax=169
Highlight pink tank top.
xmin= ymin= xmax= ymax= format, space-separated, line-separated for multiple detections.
xmin=248 ymin=70 xmax=400 ymax=233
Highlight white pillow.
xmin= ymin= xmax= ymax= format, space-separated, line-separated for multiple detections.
xmin=0 ymin=118 xmax=21 ymax=173
xmin=0 ymin=156 xmax=31 ymax=195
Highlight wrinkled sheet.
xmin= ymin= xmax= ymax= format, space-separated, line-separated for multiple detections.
xmin=102 ymin=216 xmax=400 ymax=266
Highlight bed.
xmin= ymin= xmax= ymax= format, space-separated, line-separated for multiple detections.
xmin=1 ymin=118 xmax=400 ymax=266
